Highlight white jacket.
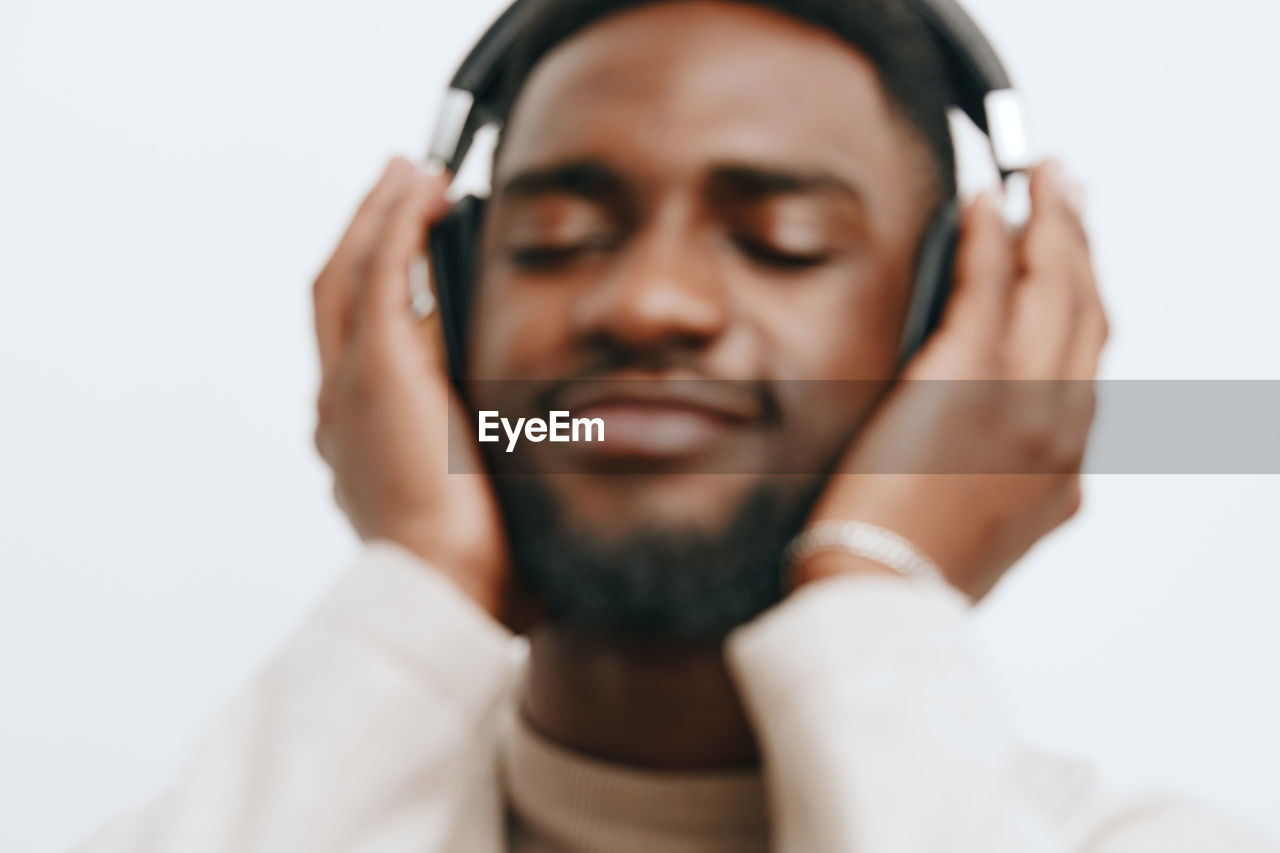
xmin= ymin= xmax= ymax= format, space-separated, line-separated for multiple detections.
xmin=76 ymin=543 xmax=1276 ymax=852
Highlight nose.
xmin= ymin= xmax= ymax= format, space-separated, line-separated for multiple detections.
xmin=570 ymin=213 xmax=728 ymax=359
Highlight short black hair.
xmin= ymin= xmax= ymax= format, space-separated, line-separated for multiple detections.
xmin=491 ymin=0 xmax=958 ymax=201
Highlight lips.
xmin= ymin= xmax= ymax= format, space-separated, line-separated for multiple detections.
xmin=548 ymin=377 xmax=763 ymax=461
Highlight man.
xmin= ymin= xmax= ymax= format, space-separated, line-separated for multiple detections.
xmin=80 ymin=0 xmax=1275 ymax=850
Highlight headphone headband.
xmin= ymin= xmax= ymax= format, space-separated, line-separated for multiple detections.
xmin=428 ymin=0 xmax=1033 ymax=178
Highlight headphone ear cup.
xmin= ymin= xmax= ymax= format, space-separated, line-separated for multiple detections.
xmin=898 ymin=200 xmax=961 ymax=366
xmin=428 ymin=194 xmax=488 ymax=386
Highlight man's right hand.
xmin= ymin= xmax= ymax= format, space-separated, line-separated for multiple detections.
xmin=312 ymin=158 xmax=511 ymax=620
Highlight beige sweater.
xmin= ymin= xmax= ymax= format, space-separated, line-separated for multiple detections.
xmin=78 ymin=543 xmax=1275 ymax=852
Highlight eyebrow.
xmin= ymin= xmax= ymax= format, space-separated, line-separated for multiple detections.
xmin=706 ymin=165 xmax=866 ymax=206
xmin=496 ymin=159 xmax=629 ymax=203
xmin=494 ymin=158 xmax=867 ymax=208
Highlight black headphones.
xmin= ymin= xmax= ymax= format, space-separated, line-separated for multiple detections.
xmin=424 ymin=0 xmax=1034 ymax=384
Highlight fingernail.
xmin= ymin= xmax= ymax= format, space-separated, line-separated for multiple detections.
xmin=1043 ymin=158 xmax=1066 ymax=187
xmin=974 ymin=188 xmax=1002 ymax=214
xmin=1065 ymin=179 xmax=1087 ymax=215
xmin=409 ymin=255 xmax=436 ymax=320
xmin=384 ymin=156 xmax=416 ymax=184
xmin=1002 ymin=172 xmax=1032 ymax=231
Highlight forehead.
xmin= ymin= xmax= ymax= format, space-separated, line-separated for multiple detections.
xmin=496 ymin=1 xmax=924 ymax=205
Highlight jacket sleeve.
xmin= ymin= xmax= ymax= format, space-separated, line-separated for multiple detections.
xmin=724 ymin=574 xmax=1276 ymax=853
xmin=74 ymin=542 xmax=516 ymax=853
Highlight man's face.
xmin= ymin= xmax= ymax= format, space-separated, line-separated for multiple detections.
xmin=465 ymin=1 xmax=940 ymax=632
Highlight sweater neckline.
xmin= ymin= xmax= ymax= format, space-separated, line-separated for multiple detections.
xmin=501 ymin=708 xmax=770 ymax=852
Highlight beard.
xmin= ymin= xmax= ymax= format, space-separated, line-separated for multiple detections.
xmin=493 ymin=474 xmax=830 ymax=639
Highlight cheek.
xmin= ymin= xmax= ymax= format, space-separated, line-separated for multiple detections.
xmin=755 ymin=265 xmax=911 ymax=381
xmin=753 ymin=268 xmax=911 ymax=474
xmin=466 ymin=269 xmax=580 ymax=380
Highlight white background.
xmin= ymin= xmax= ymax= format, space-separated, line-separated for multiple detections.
xmin=2 ymin=0 xmax=1279 ymax=849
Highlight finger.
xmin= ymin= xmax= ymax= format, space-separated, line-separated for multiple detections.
xmin=413 ymin=297 xmax=449 ymax=368
xmin=313 ymin=158 xmax=418 ymax=377
xmin=314 ymin=419 xmax=332 ymax=464
xmin=1008 ymin=161 xmax=1087 ymax=378
xmin=332 ymin=478 xmax=351 ymax=520
xmin=1058 ymin=379 xmax=1098 ymax=468
xmin=358 ymin=167 xmax=452 ymax=333
xmin=1022 ymin=161 xmax=1090 ymax=275
xmin=1060 ymin=181 xmax=1110 ymax=380
xmin=1067 ymin=263 xmax=1109 ymax=379
xmin=407 ymin=251 xmax=449 ymax=365
xmin=936 ymin=190 xmax=1016 ymax=345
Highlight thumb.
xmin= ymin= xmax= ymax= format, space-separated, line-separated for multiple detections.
xmin=358 ymin=165 xmax=453 ymax=335
xmin=410 ymin=252 xmax=451 ymax=370
xmin=936 ymin=190 xmax=1015 ymax=344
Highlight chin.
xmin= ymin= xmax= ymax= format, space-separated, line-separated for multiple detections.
xmin=540 ymin=472 xmax=773 ymax=539
xmin=493 ymin=471 xmax=831 ymax=637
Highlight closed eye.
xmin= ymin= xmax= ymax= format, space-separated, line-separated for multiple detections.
xmin=731 ymin=234 xmax=833 ymax=270
xmin=509 ymin=245 xmax=585 ymax=270
xmin=508 ymin=236 xmax=618 ymax=272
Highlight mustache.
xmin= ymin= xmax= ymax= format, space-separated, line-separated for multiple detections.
xmin=513 ymin=349 xmax=785 ymax=425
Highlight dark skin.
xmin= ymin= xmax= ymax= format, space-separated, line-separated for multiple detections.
xmin=467 ymin=3 xmax=929 ymax=531
xmin=470 ymin=2 xmax=937 ymax=768
xmin=313 ymin=1 xmax=1106 ymax=770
